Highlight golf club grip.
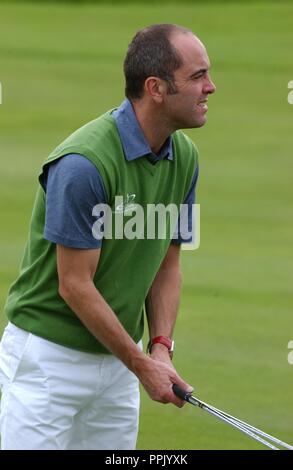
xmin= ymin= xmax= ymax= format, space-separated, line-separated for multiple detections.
xmin=172 ymin=384 xmax=191 ymax=401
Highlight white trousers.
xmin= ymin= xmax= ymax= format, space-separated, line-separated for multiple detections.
xmin=0 ymin=322 xmax=140 ymax=450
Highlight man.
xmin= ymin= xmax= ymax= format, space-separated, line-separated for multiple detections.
xmin=0 ymin=24 xmax=215 ymax=449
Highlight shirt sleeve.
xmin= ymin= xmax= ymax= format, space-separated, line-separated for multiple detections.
xmin=43 ymin=153 xmax=108 ymax=249
xmin=171 ymin=166 xmax=199 ymax=245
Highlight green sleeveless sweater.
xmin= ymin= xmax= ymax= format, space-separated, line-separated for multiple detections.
xmin=5 ymin=111 xmax=198 ymax=353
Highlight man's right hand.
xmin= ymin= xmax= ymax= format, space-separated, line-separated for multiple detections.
xmin=133 ymin=355 xmax=193 ymax=408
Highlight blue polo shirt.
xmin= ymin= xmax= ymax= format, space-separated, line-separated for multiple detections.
xmin=42 ymin=99 xmax=198 ymax=248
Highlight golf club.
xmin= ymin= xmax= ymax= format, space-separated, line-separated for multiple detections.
xmin=173 ymin=384 xmax=293 ymax=450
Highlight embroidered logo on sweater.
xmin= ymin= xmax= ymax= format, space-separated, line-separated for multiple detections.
xmin=114 ymin=193 xmax=137 ymax=213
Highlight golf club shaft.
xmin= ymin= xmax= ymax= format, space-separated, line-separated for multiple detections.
xmin=198 ymin=400 xmax=279 ymax=450
xmin=198 ymin=398 xmax=293 ymax=450
xmin=173 ymin=384 xmax=292 ymax=450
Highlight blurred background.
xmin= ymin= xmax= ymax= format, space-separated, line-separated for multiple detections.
xmin=0 ymin=0 xmax=292 ymax=449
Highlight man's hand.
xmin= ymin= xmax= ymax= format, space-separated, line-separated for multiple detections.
xmin=133 ymin=354 xmax=193 ymax=408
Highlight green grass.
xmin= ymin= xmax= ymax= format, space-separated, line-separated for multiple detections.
xmin=0 ymin=0 xmax=292 ymax=450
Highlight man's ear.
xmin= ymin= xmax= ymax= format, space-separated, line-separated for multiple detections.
xmin=144 ymin=77 xmax=166 ymax=103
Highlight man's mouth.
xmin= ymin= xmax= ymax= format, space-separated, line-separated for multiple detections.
xmin=197 ymin=100 xmax=208 ymax=111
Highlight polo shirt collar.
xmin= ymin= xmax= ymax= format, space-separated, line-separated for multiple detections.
xmin=112 ymin=98 xmax=173 ymax=162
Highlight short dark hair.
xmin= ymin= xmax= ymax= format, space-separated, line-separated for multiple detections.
xmin=124 ymin=24 xmax=192 ymax=99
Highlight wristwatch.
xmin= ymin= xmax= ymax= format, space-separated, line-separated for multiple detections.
xmin=147 ymin=335 xmax=174 ymax=359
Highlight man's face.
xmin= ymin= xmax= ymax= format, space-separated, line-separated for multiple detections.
xmin=163 ymin=33 xmax=216 ymax=129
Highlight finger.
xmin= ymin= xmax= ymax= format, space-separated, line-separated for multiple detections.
xmin=169 ymin=377 xmax=194 ymax=407
xmin=167 ymin=388 xmax=186 ymax=408
xmin=174 ymin=377 xmax=194 ymax=395
xmin=162 ymin=382 xmax=187 ymax=407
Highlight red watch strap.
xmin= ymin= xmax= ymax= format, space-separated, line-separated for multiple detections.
xmin=151 ymin=335 xmax=173 ymax=350
xmin=147 ymin=335 xmax=174 ymax=357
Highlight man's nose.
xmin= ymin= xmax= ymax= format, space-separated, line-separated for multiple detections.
xmin=205 ymin=77 xmax=216 ymax=94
